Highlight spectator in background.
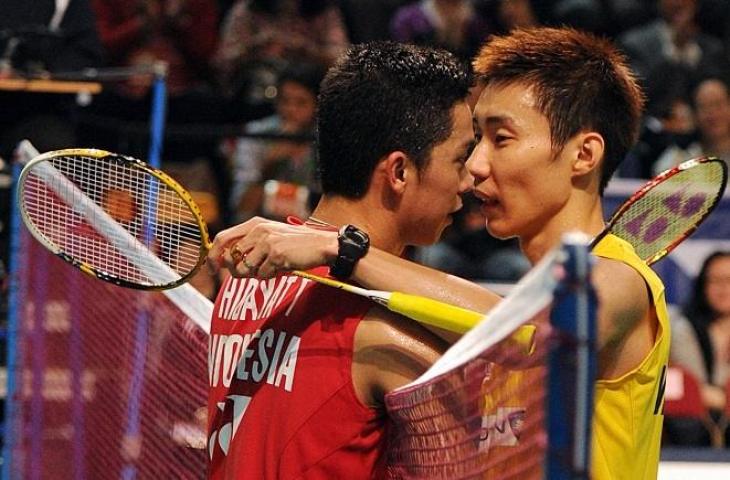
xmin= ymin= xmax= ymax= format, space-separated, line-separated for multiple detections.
xmin=92 ymin=0 xmax=219 ymax=100
xmin=689 ymin=77 xmax=730 ymax=161
xmin=620 ymin=61 xmax=696 ymax=178
xmin=667 ymin=251 xmax=730 ymax=446
xmin=617 ymin=0 xmax=727 ymax=86
xmin=224 ymin=62 xmax=325 ymax=222
xmin=88 ymin=0 xmax=221 ymax=157
xmin=93 ymin=0 xmax=218 ymax=99
xmin=389 ymin=0 xmax=492 ymax=61
xmin=213 ymin=0 xmax=347 ymax=109
xmin=652 ymin=76 xmax=730 ymax=174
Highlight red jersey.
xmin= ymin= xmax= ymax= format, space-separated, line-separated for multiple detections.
xmin=207 ymin=266 xmax=387 ymax=479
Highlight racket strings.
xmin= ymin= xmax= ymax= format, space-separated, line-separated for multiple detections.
xmin=610 ymin=161 xmax=725 ymax=263
xmin=22 ymin=154 xmax=204 ymax=286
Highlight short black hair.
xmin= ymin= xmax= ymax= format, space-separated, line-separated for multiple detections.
xmin=317 ymin=41 xmax=471 ymax=198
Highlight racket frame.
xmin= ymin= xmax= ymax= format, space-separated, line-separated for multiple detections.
xmin=18 ymin=148 xmax=212 ymax=290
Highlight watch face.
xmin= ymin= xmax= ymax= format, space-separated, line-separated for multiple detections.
xmin=351 ymin=230 xmax=369 ymax=247
xmin=341 ymin=225 xmax=369 ymax=248
xmin=337 ymin=225 xmax=370 ymax=260
xmin=332 ymin=225 xmax=370 ymax=279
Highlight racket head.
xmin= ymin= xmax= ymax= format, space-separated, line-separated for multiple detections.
xmin=18 ymin=148 xmax=211 ymax=290
xmin=595 ymin=156 xmax=728 ymax=265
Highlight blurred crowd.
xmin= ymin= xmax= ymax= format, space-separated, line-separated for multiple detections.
xmin=2 ymin=0 xmax=730 ymax=448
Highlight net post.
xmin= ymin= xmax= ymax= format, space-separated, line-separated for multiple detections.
xmin=546 ymin=233 xmax=597 ymax=479
xmin=148 ymin=61 xmax=167 ymax=169
xmin=2 ymin=161 xmax=26 ymax=479
xmin=120 ymin=62 xmax=167 ymax=479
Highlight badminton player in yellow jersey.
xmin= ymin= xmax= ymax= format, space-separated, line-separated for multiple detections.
xmin=211 ymin=28 xmax=669 ymax=479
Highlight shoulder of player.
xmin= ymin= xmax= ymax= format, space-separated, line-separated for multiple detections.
xmin=350 ymin=305 xmax=449 ymax=406
xmin=356 ymin=306 xmax=449 ymax=362
xmin=592 ymin=257 xmax=648 ymax=304
xmin=592 ymin=257 xmax=651 ymax=342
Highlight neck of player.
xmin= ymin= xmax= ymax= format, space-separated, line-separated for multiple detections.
xmin=520 ymin=192 xmax=606 ymax=265
xmin=308 ymin=195 xmax=407 ymax=256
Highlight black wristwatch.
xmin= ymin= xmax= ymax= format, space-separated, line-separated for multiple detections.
xmin=329 ymin=224 xmax=370 ymax=280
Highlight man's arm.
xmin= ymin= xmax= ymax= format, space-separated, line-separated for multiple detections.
xmin=592 ymin=258 xmax=655 ymax=379
xmin=209 ymin=217 xmax=503 ymax=315
xmin=351 ymin=306 xmax=449 ymax=407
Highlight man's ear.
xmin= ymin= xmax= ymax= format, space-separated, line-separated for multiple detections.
xmin=379 ymin=151 xmax=411 ymax=194
xmin=571 ymin=131 xmax=605 ymax=177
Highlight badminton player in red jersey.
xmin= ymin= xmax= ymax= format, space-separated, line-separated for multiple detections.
xmin=211 ymin=28 xmax=670 ymax=479
xmin=206 ymin=42 xmax=478 ymax=479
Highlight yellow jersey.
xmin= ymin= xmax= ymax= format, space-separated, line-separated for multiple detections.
xmin=591 ymin=234 xmax=670 ymax=480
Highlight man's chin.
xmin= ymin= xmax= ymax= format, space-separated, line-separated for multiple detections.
xmin=485 ymin=222 xmax=516 ymax=240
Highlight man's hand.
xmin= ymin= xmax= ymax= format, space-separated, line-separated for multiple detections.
xmin=207 ymin=217 xmax=339 ymax=278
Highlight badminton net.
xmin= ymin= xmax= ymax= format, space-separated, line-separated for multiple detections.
xmin=3 ymin=226 xmax=210 ymax=480
xmin=384 ymin=236 xmax=597 ymax=479
xmin=3 ymin=141 xmax=212 ymax=479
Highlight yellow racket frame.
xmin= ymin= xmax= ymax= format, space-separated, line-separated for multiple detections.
xmin=18 ymin=148 xmax=212 ymax=290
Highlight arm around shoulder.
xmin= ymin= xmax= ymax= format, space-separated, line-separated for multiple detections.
xmin=351 ymin=306 xmax=449 ymax=408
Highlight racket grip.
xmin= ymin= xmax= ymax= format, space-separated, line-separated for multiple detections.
xmin=388 ymin=292 xmax=536 ymax=355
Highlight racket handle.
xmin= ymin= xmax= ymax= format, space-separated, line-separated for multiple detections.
xmin=388 ymin=292 xmax=536 ymax=355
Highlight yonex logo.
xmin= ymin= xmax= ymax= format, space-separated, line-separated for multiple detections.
xmin=622 ymin=190 xmax=708 ymax=245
